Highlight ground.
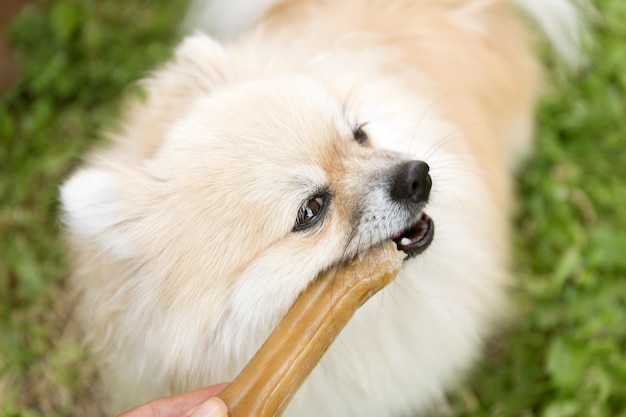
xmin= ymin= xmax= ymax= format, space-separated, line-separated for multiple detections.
xmin=1 ymin=1 xmax=625 ymax=416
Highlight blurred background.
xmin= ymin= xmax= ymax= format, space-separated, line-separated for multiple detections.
xmin=1 ymin=1 xmax=624 ymax=416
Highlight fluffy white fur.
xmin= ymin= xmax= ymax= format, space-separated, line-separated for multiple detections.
xmin=61 ymin=1 xmax=583 ymax=415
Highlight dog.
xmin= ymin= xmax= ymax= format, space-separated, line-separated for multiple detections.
xmin=60 ymin=0 xmax=583 ymax=415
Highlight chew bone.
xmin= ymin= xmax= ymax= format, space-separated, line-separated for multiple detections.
xmin=217 ymin=241 xmax=405 ymax=417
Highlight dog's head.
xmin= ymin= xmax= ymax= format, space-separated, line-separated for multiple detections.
xmin=60 ymin=34 xmax=434 ymax=378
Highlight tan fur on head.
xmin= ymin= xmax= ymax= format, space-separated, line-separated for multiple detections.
xmin=62 ymin=0 xmax=583 ymax=415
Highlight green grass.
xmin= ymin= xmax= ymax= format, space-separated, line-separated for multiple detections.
xmin=1 ymin=1 xmax=624 ymax=416
xmin=1 ymin=1 xmax=184 ymax=415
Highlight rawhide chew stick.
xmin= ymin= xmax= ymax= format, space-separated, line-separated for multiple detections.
xmin=217 ymin=241 xmax=405 ymax=417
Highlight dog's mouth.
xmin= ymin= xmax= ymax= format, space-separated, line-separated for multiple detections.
xmin=391 ymin=212 xmax=435 ymax=258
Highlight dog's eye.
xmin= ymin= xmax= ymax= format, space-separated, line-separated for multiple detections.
xmin=294 ymin=194 xmax=329 ymax=231
xmin=353 ymin=123 xmax=368 ymax=145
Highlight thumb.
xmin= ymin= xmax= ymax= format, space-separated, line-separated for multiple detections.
xmin=187 ymin=396 xmax=228 ymax=417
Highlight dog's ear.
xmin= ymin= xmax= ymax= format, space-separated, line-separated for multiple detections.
xmin=171 ymin=33 xmax=229 ymax=85
xmin=113 ymin=33 xmax=230 ymax=160
xmin=140 ymin=32 xmax=229 ymax=106
xmin=60 ymin=165 xmax=140 ymax=259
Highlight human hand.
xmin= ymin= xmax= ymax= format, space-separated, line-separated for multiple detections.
xmin=117 ymin=383 xmax=229 ymax=417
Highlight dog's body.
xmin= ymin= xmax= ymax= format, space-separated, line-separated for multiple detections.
xmin=61 ymin=1 xmax=582 ymax=415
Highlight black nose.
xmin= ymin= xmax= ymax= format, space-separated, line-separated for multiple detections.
xmin=390 ymin=160 xmax=431 ymax=203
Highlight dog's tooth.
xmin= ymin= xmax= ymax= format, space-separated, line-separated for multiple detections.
xmin=400 ymin=237 xmax=412 ymax=246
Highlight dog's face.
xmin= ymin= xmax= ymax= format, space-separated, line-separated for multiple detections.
xmin=61 ymin=72 xmax=434 ymax=377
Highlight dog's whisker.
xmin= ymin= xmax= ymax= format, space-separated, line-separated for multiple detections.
xmin=406 ymin=94 xmax=447 ymax=155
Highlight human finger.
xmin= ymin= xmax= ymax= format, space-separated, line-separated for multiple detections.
xmin=118 ymin=383 xmax=229 ymax=417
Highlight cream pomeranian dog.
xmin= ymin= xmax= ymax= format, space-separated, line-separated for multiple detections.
xmin=60 ymin=0 xmax=584 ymax=415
